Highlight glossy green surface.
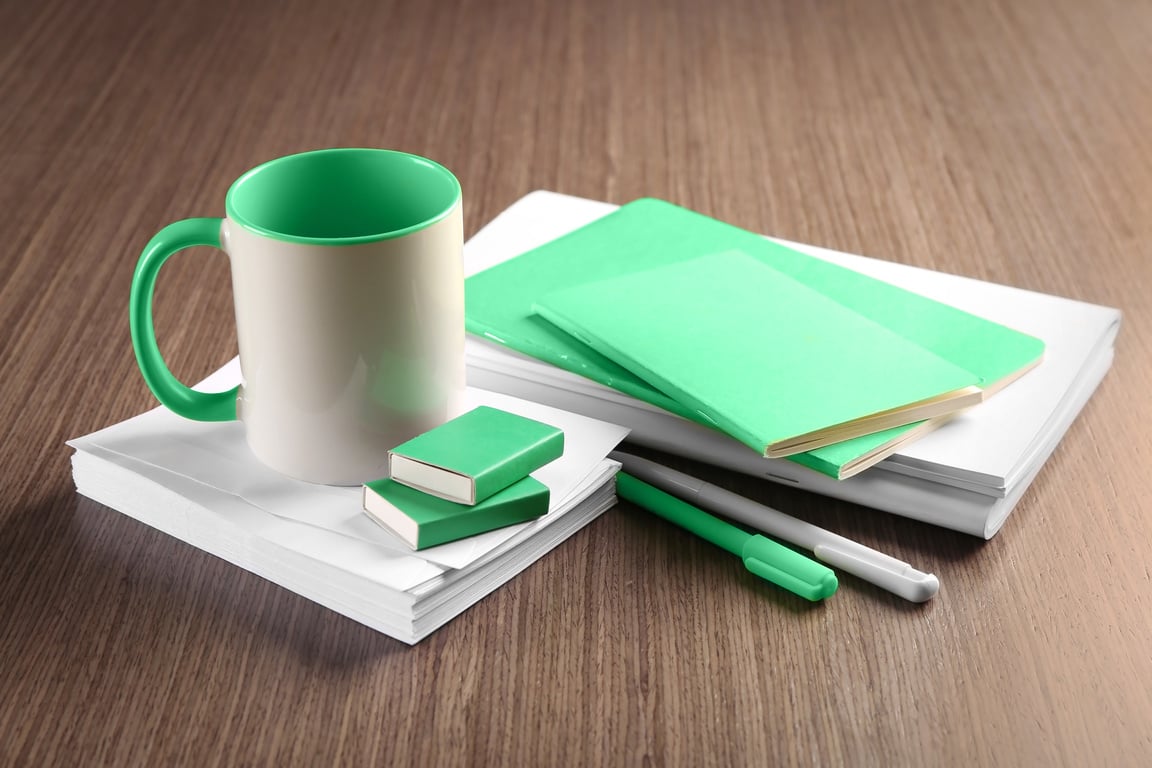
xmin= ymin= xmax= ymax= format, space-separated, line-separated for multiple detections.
xmin=129 ymin=218 xmax=239 ymax=421
xmin=225 ymin=148 xmax=460 ymax=245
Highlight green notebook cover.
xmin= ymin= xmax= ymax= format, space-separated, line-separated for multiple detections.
xmin=533 ymin=250 xmax=983 ymax=457
xmin=362 ymin=475 xmax=550 ymax=550
xmin=464 ymin=198 xmax=1045 ymax=478
xmin=388 ymin=405 xmax=564 ymax=505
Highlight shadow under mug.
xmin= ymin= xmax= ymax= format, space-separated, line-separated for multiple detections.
xmin=129 ymin=148 xmax=465 ymax=485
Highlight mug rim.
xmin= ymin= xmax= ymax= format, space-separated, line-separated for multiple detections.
xmin=224 ymin=148 xmax=461 ymax=245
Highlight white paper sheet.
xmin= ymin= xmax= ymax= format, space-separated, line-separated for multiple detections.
xmin=71 ymin=357 xmax=629 ymax=575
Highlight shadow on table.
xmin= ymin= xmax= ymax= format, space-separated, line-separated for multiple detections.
xmin=0 ymin=490 xmax=413 ymax=672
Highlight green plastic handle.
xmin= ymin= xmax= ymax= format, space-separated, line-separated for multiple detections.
xmin=129 ymin=218 xmax=238 ymax=421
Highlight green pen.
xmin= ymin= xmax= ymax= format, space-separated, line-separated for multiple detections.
xmin=617 ymin=472 xmax=838 ymax=601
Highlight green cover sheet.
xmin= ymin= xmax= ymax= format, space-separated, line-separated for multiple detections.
xmin=533 ymin=250 xmax=980 ymax=457
xmin=464 ymin=198 xmax=1045 ymax=478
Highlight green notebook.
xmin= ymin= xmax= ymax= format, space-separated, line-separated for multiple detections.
xmin=388 ymin=406 xmax=564 ymax=505
xmin=464 ymin=198 xmax=1045 ymax=478
xmin=533 ymin=250 xmax=983 ymax=458
xmin=363 ymin=475 xmax=550 ymax=550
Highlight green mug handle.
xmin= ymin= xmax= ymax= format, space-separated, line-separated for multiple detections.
xmin=129 ymin=218 xmax=239 ymax=421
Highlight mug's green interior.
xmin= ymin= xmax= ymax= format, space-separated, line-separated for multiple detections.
xmin=225 ymin=148 xmax=460 ymax=244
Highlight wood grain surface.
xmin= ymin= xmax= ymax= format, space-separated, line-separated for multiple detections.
xmin=2 ymin=0 xmax=1150 ymax=764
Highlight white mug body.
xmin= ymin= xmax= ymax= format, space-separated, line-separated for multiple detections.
xmin=221 ymin=202 xmax=464 ymax=485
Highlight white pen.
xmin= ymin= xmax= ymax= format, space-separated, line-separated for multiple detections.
xmin=610 ymin=451 xmax=940 ymax=602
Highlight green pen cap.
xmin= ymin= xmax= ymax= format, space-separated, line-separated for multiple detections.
xmin=742 ymin=536 xmax=839 ymax=602
xmin=617 ymin=471 xmax=838 ymax=601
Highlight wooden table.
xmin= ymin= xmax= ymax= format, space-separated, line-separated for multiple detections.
xmin=3 ymin=0 xmax=1150 ymax=763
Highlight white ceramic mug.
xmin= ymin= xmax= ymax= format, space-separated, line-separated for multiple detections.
xmin=130 ymin=148 xmax=464 ymax=484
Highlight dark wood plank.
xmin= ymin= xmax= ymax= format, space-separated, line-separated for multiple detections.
xmin=2 ymin=0 xmax=1150 ymax=764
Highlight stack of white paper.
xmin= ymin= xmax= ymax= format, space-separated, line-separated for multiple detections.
xmin=463 ymin=192 xmax=1121 ymax=538
xmin=69 ymin=359 xmax=629 ymax=644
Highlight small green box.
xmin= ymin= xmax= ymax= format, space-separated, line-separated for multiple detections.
xmin=363 ymin=475 xmax=550 ymax=550
xmin=388 ymin=406 xmax=564 ymax=504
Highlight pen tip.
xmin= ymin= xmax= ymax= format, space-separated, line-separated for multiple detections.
xmin=817 ymin=572 xmax=839 ymax=600
xmin=910 ymin=573 xmax=940 ymax=602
